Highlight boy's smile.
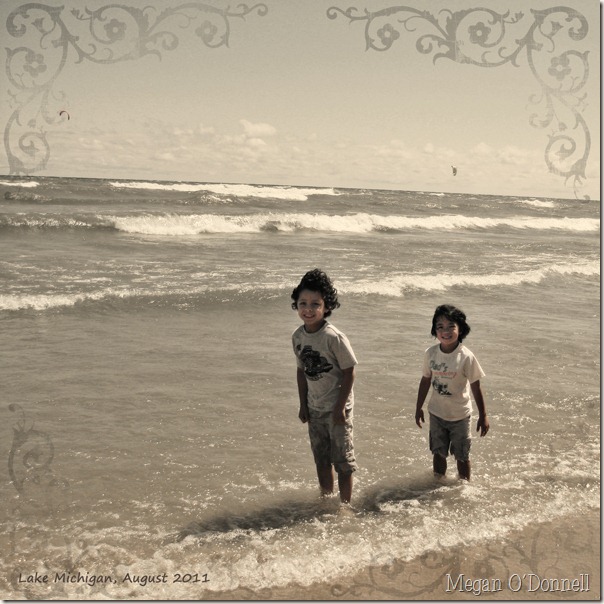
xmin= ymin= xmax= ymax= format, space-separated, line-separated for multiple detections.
xmin=435 ymin=316 xmax=460 ymax=353
xmin=296 ymin=289 xmax=326 ymax=333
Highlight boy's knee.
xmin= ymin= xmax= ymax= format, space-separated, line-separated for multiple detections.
xmin=451 ymin=439 xmax=471 ymax=461
xmin=334 ymin=460 xmax=358 ymax=475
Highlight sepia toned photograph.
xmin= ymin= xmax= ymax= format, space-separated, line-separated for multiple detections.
xmin=1 ymin=0 xmax=599 ymax=600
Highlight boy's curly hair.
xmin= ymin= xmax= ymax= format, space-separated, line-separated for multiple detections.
xmin=431 ymin=304 xmax=471 ymax=342
xmin=291 ymin=269 xmax=341 ymax=317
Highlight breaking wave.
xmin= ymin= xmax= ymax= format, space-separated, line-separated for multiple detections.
xmin=108 ymin=181 xmax=337 ymax=201
xmin=1 ymin=261 xmax=598 ymax=312
xmin=515 ymin=199 xmax=556 ymax=209
xmin=0 ymin=179 xmax=40 ymax=188
xmin=1 ymin=212 xmax=598 ymax=234
xmin=108 ymin=213 xmax=600 ymax=234
xmin=340 ymin=261 xmax=600 ymax=297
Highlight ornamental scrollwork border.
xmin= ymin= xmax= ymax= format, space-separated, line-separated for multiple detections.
xmin=6 ymin=403 xmax=124 ymax=600
xmin=8 ymin=402 xmax=68 ymax=495
xmin=327 ymin=5 xmax=592 ymax=199
xmin=4 ymin=4 xmax=594 ymax=199
xmin=3 ymin=2 xmax=268 ymax=175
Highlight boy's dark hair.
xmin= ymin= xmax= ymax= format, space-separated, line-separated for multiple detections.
xmin=291 ymin=269 xmax=340 ymax=317
xmin=431 ymin=304 xmax=471 ymax=342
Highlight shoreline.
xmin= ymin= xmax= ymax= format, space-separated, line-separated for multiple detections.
xmin=210 ymin=509 xmax=600 ymax=600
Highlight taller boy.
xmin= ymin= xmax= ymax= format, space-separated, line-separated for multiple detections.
xmin=291 ymin=269 xmax=358 ymax=503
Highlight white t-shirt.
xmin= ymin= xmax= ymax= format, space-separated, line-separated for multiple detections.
xmin=292 ymin=321 xmax=358 ymax=412
xmin=422 ymin=343 xmax=485 ymax=421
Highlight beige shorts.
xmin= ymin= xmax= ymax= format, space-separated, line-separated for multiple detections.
xmin=429 ymin=413 xmax=471 ymax=461
xmin=308 ymin=408 xmax=358 ymax=475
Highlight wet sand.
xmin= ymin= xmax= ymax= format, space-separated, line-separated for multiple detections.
xmin=210 ymin=509 xmax=600 ymax=600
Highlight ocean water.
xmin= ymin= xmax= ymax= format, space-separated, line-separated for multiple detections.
xmin=1 ymin=176 xmax=599 ymax=599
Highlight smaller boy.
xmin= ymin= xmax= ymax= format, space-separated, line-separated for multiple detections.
xmin=291 ymin=269 xmax=358 ymax=503
xmin=415 ymin=304 xmax=489 ymax=481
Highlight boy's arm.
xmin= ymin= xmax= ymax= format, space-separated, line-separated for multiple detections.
xmin=332 ymin=366 xmax=356 ymax=425
xmin=297 ymin=368 xmax=310 ymax=423
xmin=415 ymin=375 xmax=431 ymax=428
xmin=471 ymin=379 xmax=489 ymax=436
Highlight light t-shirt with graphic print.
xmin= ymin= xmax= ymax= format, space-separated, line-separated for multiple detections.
xmin=422 ymin=343 xmax=485 ymax=421
xmin=292 ymin=321 xmax=358 ymax=413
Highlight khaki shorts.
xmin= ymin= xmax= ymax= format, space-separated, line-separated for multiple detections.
xmin=429 ymin=413 xmax=471 ymax=461
xmin=308 ymin=408 xmax=358 ymax=475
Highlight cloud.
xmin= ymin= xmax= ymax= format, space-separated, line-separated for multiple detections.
xmin=497 ymin=145 xmax=532 ymax=165
xmin=198 ymin=123 xmax=215 ymax=136
xmin=471 ymin=142 xmax=494 ymax=156
xmin=371 ymin=142 xmax=413 ymax=160
xmin=246 ymin=138 xmax=267 ymax=148
xmin=240 ymin=119 xmax=277 ymax=138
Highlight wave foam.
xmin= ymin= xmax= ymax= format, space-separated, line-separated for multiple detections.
xmin=0 ymin=180 xmax=39 ymax=188
xmin=1 ymin=260 xmax=598 ymax=311
xmin=109 ymin=181 xmax=337 ymax=201
xmin=0 ymin=292 xmax=102 ymax=311
xmin=342 ymin=261 xmax=600 ymax=296
xmin=515 ymin=199 xmax=556 ymax=209
xmin=1 ymin=216 xmax=97 ymax=229
xmin=107 ymin=213 xmax=600 ymax=235
xmin=1 ymin=212 xmax=598 ymax=234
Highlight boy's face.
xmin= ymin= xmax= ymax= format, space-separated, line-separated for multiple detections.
xmin=296 ymin=289 xmax=326 ymax=333
xmin=434 ymin=315 xmax=460 ymax=353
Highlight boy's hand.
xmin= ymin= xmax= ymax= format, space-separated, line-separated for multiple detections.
xmin=476 ymin=415 xmax=489 ymax=436
xmin=415 ymin=409 xmax=425 ymax=428
xmin=299 ymin=406 xmax=309 ymax=423
xmin=332 ymin=407 xmax=346 ymax=425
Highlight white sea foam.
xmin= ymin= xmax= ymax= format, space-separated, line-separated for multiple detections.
xmin=2 ymin=211 xmax=598 ymax=233
xmin=181 ymin=471 xmax=596 ymax=594
xmin=515 ymin=198 xmax=556 ymax=208
xmin=1 ymin=216 xmax=96 ymax=229
xmin=110 ymin=213 xmax=265 ymax=235
xmin=0 ymin=290 xmax=121 ymax=311
xmin=0 ymin=180 xmax=39 ymax=187
xmin=341 ymin=261 xmax=600 ymax=296
xmin=108 ymin=181 xmax=336 ymax=201
xmin=24 ymin=475 xmax=595 ymax=598
xmin=1 ymin=260 xmax=598 ymax=312
xmin=107 ymin=212 xmax=600 ymax=235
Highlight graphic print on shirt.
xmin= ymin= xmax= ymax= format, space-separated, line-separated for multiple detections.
xmin=430 ymin=359 xmax=457 ymax=397
xmin=297 ymin=344 xmax=333 ymax=381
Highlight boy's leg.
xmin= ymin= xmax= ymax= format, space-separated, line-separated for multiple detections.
xmin=316 ymin=465 xmax=334 ymax=495
xmin=429 ymin=414 xmax=450 ymax=476
xmin=457 ymin=459 xmax=471 ymax=480
xmin=433 ymin=454 xmax=447 ymax=476
xmin=308 ymin=411 xmax=334 ymax=495
xmin=450 ymin=416 xmax=472 ymax=480
xmin=337 ymin=471 xmax=353 ymax=503
xmin=330 ymin=409 xmax=357 ymax=503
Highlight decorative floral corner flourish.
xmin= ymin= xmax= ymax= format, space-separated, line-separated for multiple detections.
xmin=8 ymin=402 xmax=67 ymax=495
xmin=6 ymin=404 xmax=124 ymax=600
xmin=3 ymin=2 xmax=268 ymax=175
xmin=327 ymin=5 xmax=591 ymax=199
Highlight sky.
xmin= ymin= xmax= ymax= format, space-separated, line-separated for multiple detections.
xmin=0 ymin=0 xmax=600 ymax=199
